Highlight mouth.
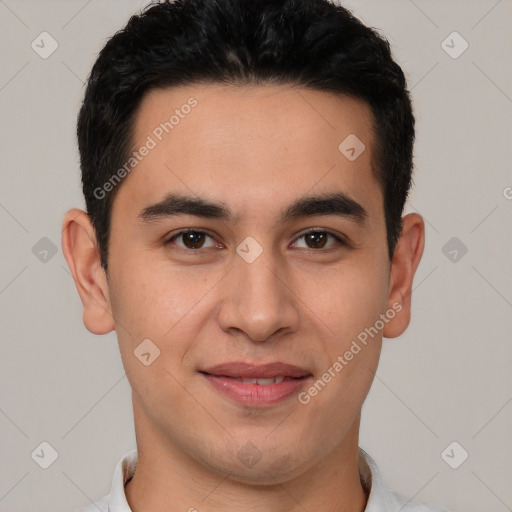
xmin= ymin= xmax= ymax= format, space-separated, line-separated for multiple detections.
xmin=208 ymin=375 xmax=301 ymax=385
xmin=199 ymin=362 xmax=312 ymax=406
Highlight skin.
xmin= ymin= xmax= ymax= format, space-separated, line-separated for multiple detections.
xmin=62 ymin=83 xmax=424 ymax=512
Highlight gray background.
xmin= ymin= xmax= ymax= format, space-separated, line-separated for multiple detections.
xmin=0 ymin=1 xmax=511 ymax=511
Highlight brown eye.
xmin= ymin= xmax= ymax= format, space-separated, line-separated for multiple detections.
xmin=167 ymin=230 xmax=217 ymax=250
xmin=292 ymin=229 xmax=345 ymax=250
xmin=304 ymin=231 xmax=328 ymax=249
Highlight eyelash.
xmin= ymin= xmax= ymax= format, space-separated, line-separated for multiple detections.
xmin=164 ymin=228 xmax=347 ymax=253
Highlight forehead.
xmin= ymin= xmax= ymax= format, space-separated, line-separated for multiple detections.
xmin=115 ymin=83 xmax=381 ymax=224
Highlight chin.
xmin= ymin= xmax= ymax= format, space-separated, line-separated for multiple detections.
xmin=197 ymin=439 xmax=311 ymax=486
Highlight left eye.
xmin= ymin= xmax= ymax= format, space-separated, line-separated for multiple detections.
xmin=166 ymin=229 xmax=344 ymax=251
xmin=292 ymin=229 xmax=344 ymax=250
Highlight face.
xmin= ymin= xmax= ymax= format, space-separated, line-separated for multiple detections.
xmin=91 ymin=84 xmax=399 ymax=483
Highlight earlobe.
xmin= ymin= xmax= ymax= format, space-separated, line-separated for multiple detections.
xmin=383 ymin=213 xmax=425 ymax=339
xmin=61 ymin=208 xmax=116 ymax=335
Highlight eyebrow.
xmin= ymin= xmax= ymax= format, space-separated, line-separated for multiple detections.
xmin=137 ymin=191 xmax=367 ymax=225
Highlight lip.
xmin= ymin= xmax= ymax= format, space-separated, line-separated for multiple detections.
xmin=201 ymin=361 xmax=311 ymax=379
xmin=200 ymin=362 xmax=312 ymax=407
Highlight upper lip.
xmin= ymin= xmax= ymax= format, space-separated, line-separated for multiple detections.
xmin=201 ymin=362 xmax=311 ymax=379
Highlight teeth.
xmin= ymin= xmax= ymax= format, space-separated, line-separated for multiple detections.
xmin=233 ymin=376 xmax=286 ymax=385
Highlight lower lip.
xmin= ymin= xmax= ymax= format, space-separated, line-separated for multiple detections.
xmin=202 ymin=374 xmax=310 ymax=406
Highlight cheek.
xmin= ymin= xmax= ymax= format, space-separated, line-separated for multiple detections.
xmin=107 ymin=251 xmax=226 ymax=386
xmin=301 ymin=257 xmax=387 ymax=402
xmin=109 ymin=250 xmax=208 ymax=335
xmin=309 ymin=259 xmax=390 ymax=340
xmin=107 ymin=261 xmax=203 ymax=416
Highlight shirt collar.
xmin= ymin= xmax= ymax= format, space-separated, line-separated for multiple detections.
xmin=108 ymin=449 xmax=137 ymax=512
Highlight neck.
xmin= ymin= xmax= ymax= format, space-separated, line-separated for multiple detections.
xmin=125 ymin=400 xmax=368 ymax=512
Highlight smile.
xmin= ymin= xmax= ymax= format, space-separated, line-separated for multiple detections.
xmin=199 ymin=362 xmax=312 ymax=406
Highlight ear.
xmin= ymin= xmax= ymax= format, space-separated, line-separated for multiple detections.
xmin=383 ymin=212 xmax=425 ymax=339
xmin=61 ymin=208 xmax=115 ymax=335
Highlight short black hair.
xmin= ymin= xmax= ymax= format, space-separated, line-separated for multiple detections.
xmin=77 ymin=0 xmax=415 ymax=272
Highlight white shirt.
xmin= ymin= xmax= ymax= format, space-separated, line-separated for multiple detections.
xmin=76 ymin=448 xmax=452 ymax=512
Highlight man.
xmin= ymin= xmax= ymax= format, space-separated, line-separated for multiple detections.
xmin=62 ymin=0 xmax=451 ymax=510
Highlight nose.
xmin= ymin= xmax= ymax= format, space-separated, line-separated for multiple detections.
xmin=216 ymin=248 xmax=300 ymax=343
